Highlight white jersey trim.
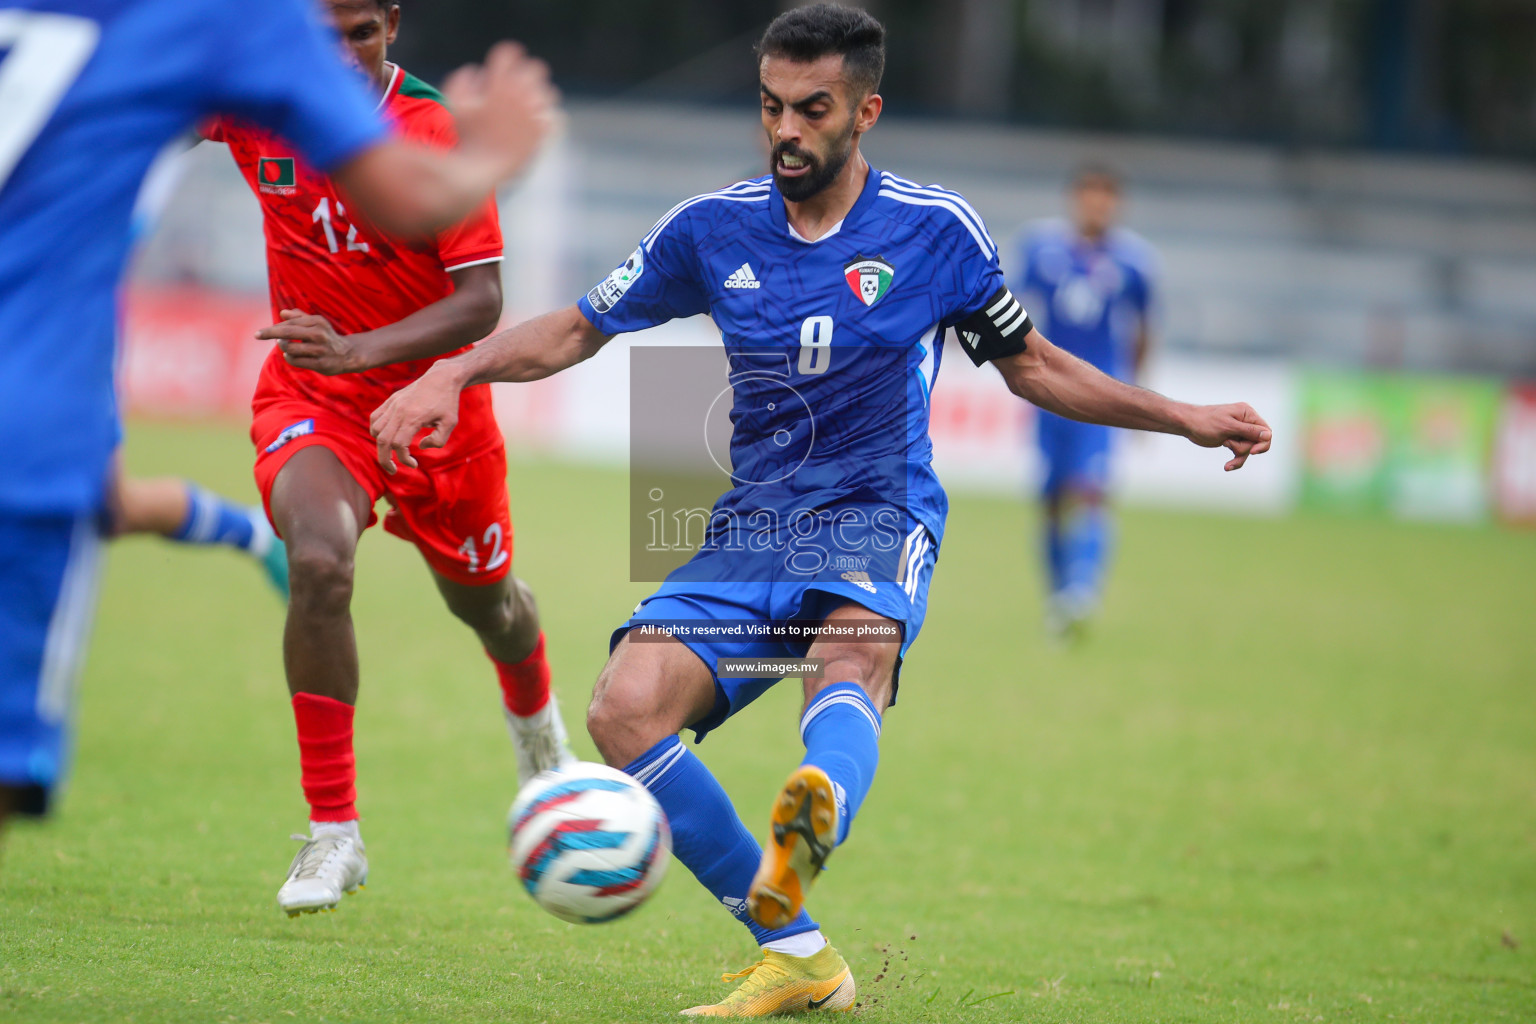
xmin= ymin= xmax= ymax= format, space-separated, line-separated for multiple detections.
xmin=787 ymin=217 xmax=845 ymax=244
xmin=915 ymin=323 xmax=939 ymax=402
xmin=36 ymin=516 xmax=102 ymax=726
xmin=902 ymin=528 xmax=931 ymax=600
xmin=443 ymin=255 xmax=504 ymax=272
xmin=375 ymin=63 xmax=402 ymax=112
xmin=879 ymin=173 xmax=997 ymax=258
xmin=642 ymin=180 xmax=771 ymax=253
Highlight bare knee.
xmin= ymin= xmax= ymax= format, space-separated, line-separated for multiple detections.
xmin=585 ymin=637 xmax=717 ymax=768
xmin=445 ymin=576 xmax=539 ymax=660
xmin=286 ymin=541 xmax=354 ymax=615
xmin=586 ymin=670 xmax=668 ymax=768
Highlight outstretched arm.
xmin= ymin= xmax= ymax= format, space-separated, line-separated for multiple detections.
xmin=995 ymin=329 xmax=1272 ymax=472
xmin=370 ymin=304 xmax=609 ymax=473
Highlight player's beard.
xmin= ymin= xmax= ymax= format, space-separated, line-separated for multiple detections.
xmin=771 ymin=117 xmax=857 ymax=202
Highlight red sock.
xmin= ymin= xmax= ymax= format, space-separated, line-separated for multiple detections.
xmin=292 ymin=693 xmax=357 ymax=823
xmin=491 ymin=632 xmax=551 ymax=717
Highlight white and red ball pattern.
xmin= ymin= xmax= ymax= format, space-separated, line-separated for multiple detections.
xmin=508 ymin=762 xmax=671 ymax=924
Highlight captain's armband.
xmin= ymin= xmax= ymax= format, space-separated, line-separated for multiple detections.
xmin=952 ymin=285 xmax=1032 ymax=366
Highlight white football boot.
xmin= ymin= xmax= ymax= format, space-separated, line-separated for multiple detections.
xmin=277 ymin=831 xmax=368 ymax=917
xmin=507 ymin=693 xmax=579 ymax=787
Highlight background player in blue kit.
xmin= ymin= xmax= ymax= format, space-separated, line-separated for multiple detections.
xmin=372 ymin=5 xmax=1271 ymax=1016
xmin=0 ymin=0 xmax=555 ymax=840
xmin=1012 ymin=165 xmax=1158 ymax=637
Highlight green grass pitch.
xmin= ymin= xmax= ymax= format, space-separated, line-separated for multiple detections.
xmin=2 ymin=420 xmax=1532 ymax=1022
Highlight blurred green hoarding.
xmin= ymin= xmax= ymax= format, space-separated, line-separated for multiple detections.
xmin=1301 ymin=371 xmax=1502 ymax=523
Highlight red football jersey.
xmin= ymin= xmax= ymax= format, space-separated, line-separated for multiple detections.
xmin=208 ymin=64 xmax=503 ymax=421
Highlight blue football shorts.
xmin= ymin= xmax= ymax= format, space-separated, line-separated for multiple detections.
xmin=0 ymin=512 xmax=103 ymax=816
xmin=1036 ymin=409 xmax=1113 ymax=497
xmin=611 ymin=511 xmax=939 ymax=742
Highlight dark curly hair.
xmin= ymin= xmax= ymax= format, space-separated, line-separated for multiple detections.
xmin=755 ymin=4 xmax=886 ymax=97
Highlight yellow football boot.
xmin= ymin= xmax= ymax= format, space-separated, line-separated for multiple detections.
xmin=746 ymin=765 xmax=838 ymax=930
xmin=680 ymin=945 xmax=856 ymax=1017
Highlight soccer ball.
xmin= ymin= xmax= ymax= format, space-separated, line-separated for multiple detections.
xmin=508 ymin=762 xmax=671 ymax=924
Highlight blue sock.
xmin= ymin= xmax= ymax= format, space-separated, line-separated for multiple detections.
xmin=624 ymin=736 xmax=817 ymax=945
xmin=170 ymin=484 xmax=260 ymax=552
xmin=1061 ymin=504 xmax=1110 ymax=605
xmin=799 ymin=683 xmax=881 ymax=845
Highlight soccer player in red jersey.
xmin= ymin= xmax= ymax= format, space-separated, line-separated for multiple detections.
xmin=205 ymin=0 xmax=575 ymax=917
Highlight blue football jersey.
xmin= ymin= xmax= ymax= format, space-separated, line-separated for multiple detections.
xmin=0 ymin=0 xmax=385 ymax=515
xmin=579 ymin=168 xmax=1021 ymax=553
xmin=1011 ymin=219 xmax=1156 ymax=380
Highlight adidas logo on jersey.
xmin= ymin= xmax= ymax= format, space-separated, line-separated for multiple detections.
xmin=723 ymin=263 xmax=761 ymax=289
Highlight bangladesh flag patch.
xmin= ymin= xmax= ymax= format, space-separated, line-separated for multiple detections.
xmin=844 ymin=257 xmax=894 ymax=307
xmin=257 ymin=157 xmax=295 ymax=190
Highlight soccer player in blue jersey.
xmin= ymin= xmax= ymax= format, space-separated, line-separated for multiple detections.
xmin=108 ymin=146 xmax=289 ymax=600
xmin=0 ymin=0 xmax=555 ymax=839
xmin=372 ymin=5 xmax=1271 ymax=1015
xmin=1013 ymin=164 xmax=1158 ymax=637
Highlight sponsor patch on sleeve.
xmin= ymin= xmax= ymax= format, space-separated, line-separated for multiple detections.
xmin=586 ymin=246 xmax=646 ymax=313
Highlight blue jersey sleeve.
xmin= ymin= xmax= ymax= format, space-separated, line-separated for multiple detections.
xmin=577 ymin=213 xmax=710 ymax=333
xmin=205 ymin=0 xmax=386 ymax=172
xmin=1006 ymin=231 xmax=1034 ymax=298
xmin=940 ymin=221 xmax=1010 ymax=328
xmin=937 ymin=215 xmax=1032 ymax=365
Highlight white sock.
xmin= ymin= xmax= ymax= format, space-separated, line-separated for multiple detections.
xmin=763 ymin=930 xmax=828 ymax=958
xmin=310 ymin=819 xmax=361 ymax=842
xmin=507 ymin=696 xmax=553 ymax=725
xmin=247 ymin=511 xmax=273 ymax=558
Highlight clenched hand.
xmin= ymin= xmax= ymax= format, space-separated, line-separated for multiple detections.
xmin=1183 ymin=402 xmax=1273 ymax=471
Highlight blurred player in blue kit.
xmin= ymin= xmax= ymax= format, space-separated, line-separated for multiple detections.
xmin=1012 ymin=165 xmax=1158 ymax=637
xmin=109 ymin=145 xmax=290 ymax=601
xmin=374 ymin=5 xmax=1269 ymax=1016
xmin=0 ymin=0 xmax=555 ymax=840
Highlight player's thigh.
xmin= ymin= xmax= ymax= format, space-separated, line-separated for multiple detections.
xmin=587 ymin=633 xmax=718 ymax=766
xmin=0 ymin=513 xmax=102 ymax=817
xmin=1039 ymin=418 xmax=1090 ymax=502
xmin=802 ymin=602 xmax=902 ymax=712
xmin=790 ymin=522 xmax=939 ymax=713
xmin=268 ymin=445 xmax=373 ymax=564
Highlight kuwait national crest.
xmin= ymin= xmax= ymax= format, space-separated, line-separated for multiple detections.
xmin=844 ymin=257 xmax=894 ymax=307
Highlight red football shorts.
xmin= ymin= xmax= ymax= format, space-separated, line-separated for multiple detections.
xmin=251 ymin=384 xmax=513 ymax=586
